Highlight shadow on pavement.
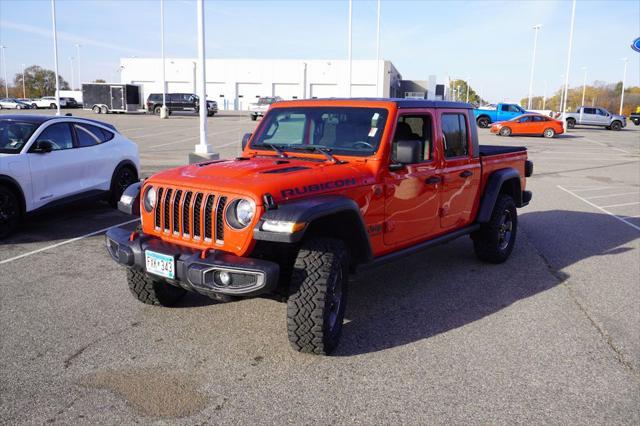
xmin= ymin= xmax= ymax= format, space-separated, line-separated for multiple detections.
xmin=335 ymin=210 xmax=637 ymax=356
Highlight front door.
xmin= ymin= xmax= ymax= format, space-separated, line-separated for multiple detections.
xmin=111 ymin=86 xmax=124 ymax=110
xmin=384 ymin=111 xmax=441 ymax=246
xmin=438 ymin=111 xmax=481 ymax=230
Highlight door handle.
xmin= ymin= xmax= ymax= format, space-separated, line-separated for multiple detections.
xmin=425 ymin=176 xmax=442 ymax=185
xmin=459 ymin=170 xmax=473 ymax=178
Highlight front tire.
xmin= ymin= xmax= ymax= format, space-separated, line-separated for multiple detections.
xmin=472 ymin=194 xmax=517 ymax=264
xmin=92 ymin=105 xmax=101 ymax=114
xmin=109 ymin=166 xmax=138 ymax=207
xmin=566 ymin=118 xmax=576 ymax=129
xmin=610 ymin=121 xmax=622 ymax=131
xmin=499 ymin=127 xmax=512 ymax=136
xmin=287 ymin=238 xmax=349 ymax=355
xmin=127 ymin=268 xmax=186 ymax=306
xmin=100 ymin=105 xmax=109 ymax=114
xmin=49 ymin=103 xmax=56 ymax=109
xmin=543 ymin=128 xmax=555 ymax=138
xmin=0 ymin=186 xmax=21 ymax=239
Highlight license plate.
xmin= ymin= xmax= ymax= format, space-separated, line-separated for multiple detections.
xmin=145 ymin=250 xmax=175 ymax=279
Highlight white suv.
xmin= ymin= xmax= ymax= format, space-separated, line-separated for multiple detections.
xmin=31 ymin=96 xmax=68 ymax=109
xmin=0 ymin=114 xmax=140 ymax=238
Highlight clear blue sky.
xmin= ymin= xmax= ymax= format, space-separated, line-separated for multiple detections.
xmin=0 ymin=0 xmax=638 ymax=102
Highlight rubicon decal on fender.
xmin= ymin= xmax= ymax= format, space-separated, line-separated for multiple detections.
xmin=281 ymin=178 xmax=358 ymax=198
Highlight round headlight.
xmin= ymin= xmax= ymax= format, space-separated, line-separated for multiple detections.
xmin=235 ymin=199 xmax=256 ymax=227
xmin=143 ymin=186 xmax=156 ymax=212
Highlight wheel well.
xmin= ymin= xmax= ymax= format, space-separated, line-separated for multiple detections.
xmin=303 ymin=210 xmax=372 ymax=267
xmin=499 ymin=177 xmax=521 ymax=203
xmin=0 ymin=177 xmax=26 ymax=214
xmin=477 ymin=115 xmax=490 ymax=122
xmin=567 ymin=117 xmax=576 ymax=122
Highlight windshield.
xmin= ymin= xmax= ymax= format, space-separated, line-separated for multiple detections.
xmin=251 ymin=107 xmax=389 ymax=157
xmin=0 ymin=121 xmax=38 ymax=154
xmin=257 ymin=97 xmax=277 ymax=105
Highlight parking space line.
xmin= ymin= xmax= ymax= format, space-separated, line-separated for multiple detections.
xmin=585 ymin=192 xmax=640 ymax=200
xmin=0 ymin=218 xmax=140 ymax=266
xmin=146 ymin=128 xmax=244 ymax=149
xmin=570 ymin=186 xmax=614 ymax=192
xmin=557 ymin=186 xmax=640 ymax=232
xmin=599 ymin=201 xmax=640 ymax=208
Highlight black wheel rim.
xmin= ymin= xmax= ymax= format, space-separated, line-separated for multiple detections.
xmin=480 ymin=119 xmax=488 ymax=128
xmin=327 ymin=268 xmax=343 ymax=332
xmin=498 ymin=209 xmax=513 ymax=250
xmin=116 ymin=169 xmax=135 ymax=198
xmin=0 ymin=192 xmax=19 ymax=233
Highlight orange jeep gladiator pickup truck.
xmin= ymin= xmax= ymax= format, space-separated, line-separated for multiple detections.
xmin=106 ymin=99 xmax=533 ymax=355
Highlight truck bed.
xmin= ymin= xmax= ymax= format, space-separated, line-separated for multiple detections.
xmin=479 ymin=145 xmax=527 ymax=156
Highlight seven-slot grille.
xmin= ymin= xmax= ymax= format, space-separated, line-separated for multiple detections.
xmin=153 ymin=186 xmax=227 ymax=243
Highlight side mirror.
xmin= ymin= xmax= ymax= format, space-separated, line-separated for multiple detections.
xmin=393 ymin=140 xmax=421 ymax=166
xmin=33 ymin=140 xmax=54 ymax=153
xmin=242 ymin=133 xmax=252 ymax=150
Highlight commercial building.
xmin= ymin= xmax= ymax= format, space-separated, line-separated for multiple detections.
xmin=119 ymin=58 xmax=403 ymax=111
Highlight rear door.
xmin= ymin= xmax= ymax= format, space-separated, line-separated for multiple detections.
xmin=437 ymin=110 xmax=481 ymax=230
xmin=581 ymin=107 xmax=597 ymax=124
xmin=72 ymin=122 xmax=118 ymax=190
xmin=384 ymin=110 xmax=441 ymax=246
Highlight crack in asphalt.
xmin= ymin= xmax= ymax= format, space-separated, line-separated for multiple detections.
xmin=63 ymin=322 xmax=140 ymax=369
xmin=520 ymin=228 xmax=638 ymax=379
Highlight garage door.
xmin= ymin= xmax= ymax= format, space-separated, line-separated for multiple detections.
xmin=206 ymin=82 xmax=227 ymax=109
xmin=236 ymin=83 xmax=262 ymax=110
xmin=351 ymin=84 xmax=376 ymax=98
xmin=310 ymin=84 xmax=338 ymax=99
xmin=273 ymin=83 xmax=300 ymax=100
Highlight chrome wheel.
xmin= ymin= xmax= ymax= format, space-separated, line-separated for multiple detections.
xmin=498 ymin=209 xmax=513 ymax=250
xmin=543 ymin=128 xmax=555 ymax=138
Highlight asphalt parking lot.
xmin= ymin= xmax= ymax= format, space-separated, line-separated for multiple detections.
xmin=1 ymin=109 xmax=639 ymax=424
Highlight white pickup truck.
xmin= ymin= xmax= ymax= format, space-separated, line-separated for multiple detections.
xmin=564 ymin=106 xmax=627 ymax=130
xmin=249 ymin=96 xmax=282 ymax=121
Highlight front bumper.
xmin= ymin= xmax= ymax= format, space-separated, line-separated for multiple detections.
xmin=105 ymin=227 xmax=279 ymax=298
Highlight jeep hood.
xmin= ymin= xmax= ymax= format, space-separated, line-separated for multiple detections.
xmin=148 ymin=156 xmax=374 ymax=204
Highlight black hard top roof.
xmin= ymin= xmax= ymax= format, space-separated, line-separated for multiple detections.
xmin=0 ymin=114 xmax=117 ymax=130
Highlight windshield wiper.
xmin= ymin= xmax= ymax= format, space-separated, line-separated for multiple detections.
xmin=262 ymin=143 xmax=288 ymax=158
xmin=288 ymin=145 xmax=342 ymax=163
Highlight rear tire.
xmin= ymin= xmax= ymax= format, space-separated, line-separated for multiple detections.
xmin=499 ymin=127 xmax=512 ymax=136
xmin=0 ymin=186 xmax=21 ymax=239
xmin=251 ymin=114 xmax=258 ymax=121
xmin=610 ymin=121 xmax=622 ymax=131
xmin=109 ymin=166 xmax=138 ymax=207
xmin=100 ymin=105 xmax=108 ymax=114
xmin=543 ymin=128 xmax=555 ymax=138
xmin=472 ymin=194 xmax=517 ymax=264
xmin=31 ymin=103 xmax=38 ymax=109
xmin=477 ymin=116 xmax=490 ymax=128
xmin=92 ymin=105 xmax=101 ymax=114
xmin=287 ymin=238 xmax=349 ymax=355
xmin=49 ymin=103 xmax=56 ymax=109
xmin=566 ymin=118 xmax=576 ymax=129
xmin=127 ymin=268 xmax=186 ymax=306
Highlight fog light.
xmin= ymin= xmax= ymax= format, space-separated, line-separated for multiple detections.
xmin=215 ymin=271 xmax=232 ymax=286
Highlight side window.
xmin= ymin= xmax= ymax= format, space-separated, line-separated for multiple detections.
xmin=508 ymin=105 xmax=522 ymax=113
xmin=391 ymin=115 xmax=433 ymax=163
xmin=519 ymin=116 xmax=531 ymax=123
xmin=74 ymin=124 xmax=112 ymax=147
xmin=441 ymin=114 xmax=469 ymax=158
xmin=36 ymin=123 xmax=74 ymax=150
xmin=597 ymin=109 xmax=608 ymax=116
xmin=501 ymin=105 xmax=510 ymax=112
xmin=583 ymin=107 xmax=595 ymax=114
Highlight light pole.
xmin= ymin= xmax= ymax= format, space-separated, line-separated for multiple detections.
xmin=559 ymin=74 xmax=564 ymax=113
xmin=580 ymin=67 xmax=587 ymax=107
xmin=347 ymin=0 xmax=352 ymax=97
xmin=69 ymin=56 xmax=74 ymax=90
xmin=465 ymin=78 xmax=470 ymax=103
xmin=75 ymin=44 xmax=81 ymax=89
xmin=527 ymin=24 xmax=542 ymax=110
xmin=619 ymin=57 xmax=628 ymax=115
xmin=542 ymin=80 xmax=547 ymax=110
xmin=0 ymin=46 xmax=7 ymax=98
xmin=190 ymin=0 xmax=218 ymax=163
xmin=375 ymin=0 xmax=381 ymax=97
xmin=160 ymin=0 xmax=168 ymax=118
xmin=561 ymin=0 xmax=576 ymax=125
xmin=21 ymin=63 xmax=25 ymax=98
xmin=50 ymin=0 xmax=61 ymax=116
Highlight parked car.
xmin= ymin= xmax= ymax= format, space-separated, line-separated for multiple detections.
xmin=0 ymin=115 xmax=140 ymax=238
xmin=249 ymin=96 xmax=282 ymax=120
xmin=31 ymin=96 xmax=67 ymax=109
xmin=61 ymin=97 xmax=80 ymax=108
xmin=474 ymin=103 xmax=530 ymax=128
xmin=490 ymin=114 xmax=564 ymax=138
xmin=106 ymin=98 xmax=533 ymax=355
xmin=146 ymin=93 xmax=218 ymax=116
xmin=627 ymin=106 xmax=639 ymax=126
xmin=0 ymin=98 xmax=33 ymax=110
xmin=564 ymin=106 xmax=627 ymax=130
